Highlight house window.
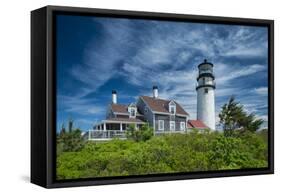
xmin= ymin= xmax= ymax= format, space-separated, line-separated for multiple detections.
xmin=180 ymin=122 xmax=185 ymax=131
xmin=158 ymin=120 xmax=164 ymax=131
xmin=144 ymin=106 xmax=148 ymax=113
xmin=170 ymin=106 xmax=175 ymax=114
xmin=128 ymin=103 xmax=137 ymax=118
xmin=169 ymin=101 xmax=176 ymax=115
xmin=205 ymin=88 xmax=208 ymax=93
xmin=170 ymin=121 xmax=175 ymax=131
xmin=130 ymin=108 xmax=136 ymax=117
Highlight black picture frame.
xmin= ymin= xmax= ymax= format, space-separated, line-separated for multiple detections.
xmin=31 ymin=5 xmax=274 ymax=188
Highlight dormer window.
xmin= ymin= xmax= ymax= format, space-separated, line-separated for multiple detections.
xmin=169 ymin=101 xmax=176 ymax=115
xmin=128 ymin=103 xmax=137 ymax=118
xmin=130 ymin=108 xmax=136 ymax=117
xmin=144 ymin=106 xmax=148 ymax=113
xmin=170 ymin=106 xmax=175 ymax=114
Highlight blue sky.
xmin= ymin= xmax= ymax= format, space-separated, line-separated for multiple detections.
xmin=56 ymin=14 xmax=268 ymax=131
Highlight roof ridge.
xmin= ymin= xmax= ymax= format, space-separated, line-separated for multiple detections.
xmin=141 ymin=95 xmax=171 ymax=102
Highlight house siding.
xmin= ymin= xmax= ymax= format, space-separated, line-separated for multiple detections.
xmin=155 ymin=114 xmax=170 ymax=131
xmin=175 ymin=116 xmax=187 ymax=130
xmin=137 ymin=97 xmax=154 ymax=127
xmin=137 ymin=97 xmax=188 ymax=132
xmin=106 ymin=108 xmax=115 ymax=119
xmin=155 ymin=115 xmax=187 ymax=131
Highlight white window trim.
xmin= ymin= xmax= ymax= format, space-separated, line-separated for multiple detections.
xmin=180 ymin=121 xmax=185 ymax=131
xmin=169 ymin=106 xmax=176 ymax=115
xmin=144 ymin=106 xmax=148 ymax=113
xmin=128 ymin=107 xmax=137 ymax=118
xmin=170 ymin=121 xmax=175 ymax=131
xmin=169 ymin=101 xmax=176 ymax=115
xmin=158 ymin=120 xmax=164 ymax=131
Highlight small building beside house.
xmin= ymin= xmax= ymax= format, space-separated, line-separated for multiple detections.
xmin=187 ymin=120 xmax=209 ymax=129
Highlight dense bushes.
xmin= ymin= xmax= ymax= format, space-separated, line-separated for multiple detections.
xmin=126 ymin=123 xmax=154 ymax=142
xmin=56 ymin=129 xmax=268 ymax=180
xmin=57 ymin=129 xmax=85 ymax=155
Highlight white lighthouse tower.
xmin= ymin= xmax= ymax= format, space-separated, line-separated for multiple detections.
xmin=196 ymin=59 xmax=216 ymax=130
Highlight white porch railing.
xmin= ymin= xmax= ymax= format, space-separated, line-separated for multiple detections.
xmin=88 ymin=130 xmax=127 ymax=140
xmin=88 ymin=130 xmax=188 ymax=140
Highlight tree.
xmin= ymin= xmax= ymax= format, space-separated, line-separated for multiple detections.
xmin=219 ymin=96 xmax=263 ymax=136
xmin=60 ymin=123 xmax=66 ymax=135
xmin=238 ymin=113 xmax=264 ymax=133
xmin=68 ymin=117 xmax=74 ymax=132
xmin=219 ymin=96 xmax=244 ymax=136
xmin=126 ymin=123 xmax=153 ymax=142
xmin=57 ymin=128 xmax=85 ymax=154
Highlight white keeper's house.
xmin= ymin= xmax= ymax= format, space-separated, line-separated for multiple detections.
xmin=87 ymin=59 xmax=215 ymax=140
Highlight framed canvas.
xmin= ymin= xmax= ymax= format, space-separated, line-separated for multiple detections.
xmin=31 ymin=5 xmax=274 ymax=188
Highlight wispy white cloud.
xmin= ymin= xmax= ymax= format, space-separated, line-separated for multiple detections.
xmin=253 ymin=87 xmax=268 ymax=95
xmin=216 ymin=63 xmax=265 ymax=83
xmin=58 ymin=94 xmax=106 ymax=116
xmin=216 ymin=27 xmax=268 ymax=58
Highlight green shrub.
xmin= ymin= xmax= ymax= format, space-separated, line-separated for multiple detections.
xmin=57 ymin=129 xmax=85 ymax=155
xmin=57 ymin=130 xmax=268 ymax=180
xmin=126 ymin=123 xmax=153 ymax=142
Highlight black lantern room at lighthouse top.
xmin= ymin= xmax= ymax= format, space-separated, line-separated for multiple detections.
xmin=196 ymin=59 xmax=216 ymax=90
xmin=197 ymin=59 xmax=215 ymax=80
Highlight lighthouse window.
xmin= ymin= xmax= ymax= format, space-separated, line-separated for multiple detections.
xmin=205 ymin=88 xmax=208 ymax=93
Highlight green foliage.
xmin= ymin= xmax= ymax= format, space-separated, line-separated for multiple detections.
xmin=126 ymin=123 xmax=153 ymax=142
xmin=219 ymin=96 xmax=264 ymax=136
xmin=57 ymin=130 xmax=268 ymax=180
xmin=57 ymin=129 xmax=85 ymax=155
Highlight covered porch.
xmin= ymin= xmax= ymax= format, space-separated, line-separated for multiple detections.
xmin=89 ymin=118 xmax=145 ymax=141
